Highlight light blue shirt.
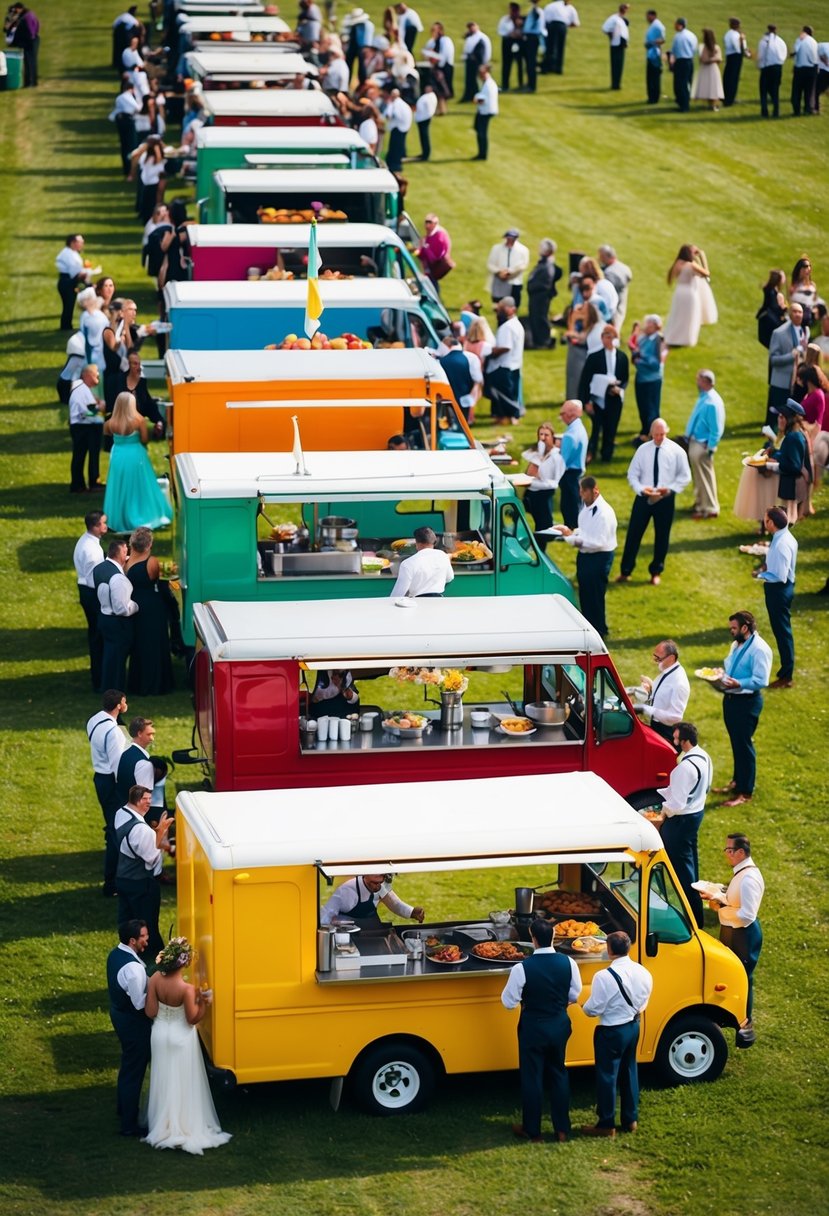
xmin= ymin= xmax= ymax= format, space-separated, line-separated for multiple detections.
xmin=793 ymin=35 xmax=818 ymax=68
xmin=560 ymin=418 xmax=589 ymax=472
xmin=671 ymin=28 xmax=698 ymax=58
xmin=685 ymin=389 xmax=725 ymax=451
xmin=645 ymin=17 xmax=665 ymax=64
xmin=635 ymin=331 xmax=664 ymax=382
xmin=757 ymin=527 xmax=797 ymax=585
xmin=524 ymin=6 xmax=545 ymax=36
xmin=723 ymin=632 xmax=773 ymax=693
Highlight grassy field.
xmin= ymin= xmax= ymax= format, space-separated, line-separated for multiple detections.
xmin=1 ymin=2 xmax=828 ymax=1215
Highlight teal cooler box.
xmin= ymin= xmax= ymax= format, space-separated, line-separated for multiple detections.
xmin=3 ymin=50 xmax=24 ymax=90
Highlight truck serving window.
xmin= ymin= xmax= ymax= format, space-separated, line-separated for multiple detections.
xmin=647 ymin=863 xmax=692 ymax=944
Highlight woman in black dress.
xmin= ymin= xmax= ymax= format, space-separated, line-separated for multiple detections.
xmin=124 ymin=351 xmax=165 ymax=434
xmin=126 ymin=526 xmax=174 ymax=696
xmin=756 ymin=269 xmax=787 ymax=349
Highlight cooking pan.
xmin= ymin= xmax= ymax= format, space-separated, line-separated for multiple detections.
xmin=525 ymin=701 xmax=570 ymax=727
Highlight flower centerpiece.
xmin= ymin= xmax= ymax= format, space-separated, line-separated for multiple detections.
xmin=437 ymin=668 xmax=468 ymax=729
xmin=440 ymin=669 xmax=469 ymax=696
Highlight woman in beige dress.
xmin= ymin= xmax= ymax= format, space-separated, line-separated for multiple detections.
xmin=694 ymin=29 xmax=724 ymax=110
xmin=664 ymin=245 xmax=716 ymax=347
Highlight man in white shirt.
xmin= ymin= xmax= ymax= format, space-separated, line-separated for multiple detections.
xmin=422 ymin=22 xmax=454 ymax=110
xmin=107 ymin=918 xmax=151 ymax=1137
xmin=94 ymin=539 xmax=139 ymax=693
xmin=501 ymin=918 xmax=581 ymax=1143
xmin=487 ymin=228 xmax=529 ymax=307
xmin=756 ymin=23 xmax=787 ymax=118
xmin=382 ymin=87 xmax=412 ymax=172
xmin=322 ymin=48 xmax=350 ymax=95
xmin=598 ymin=244 xmax=633 ymax=329
xmin=602 ymin=4 xmax=630 ymax=90
xmin=55 ymin=233 xmax=93 ymax=330
xmin=121 ymin=35 xmax=149 ymax=98
xmin=617 ymin=417 xmax=691 ymax=585
xmin=557 ymin=476 xmax=617 ymax=638
xmin=391 ymin=526 xmax=455 ymax=598
xmin=111 ymin=80 xmax=142 ymax=176
xmin=88 ymin=689 xmax=128 ymax=896
xmin=321 ymin=873 xmax=425 ymax=925
xmin=753 ymin=506 xmax=797 ymax=687
xmin=487 ymin=297 xmax=525 ymax=424
xmin=707 ymin=833 xmax=764 ymax=1039
xmin=114 ymin=786 xmax=172 ymax=956
xmin=116 ymin=716 xmax=156 ymax=806
xmin=413 ymin=84 xmax=438 ymax=160
xmin=791 ymin=24 xmax=819 ymax=116
xmin=461 ymin=22 xmax=492 ymax=101
xmin=543 ymin=1 xmax=580 ymax=76
xmin=74 ymin=508 xmax=108 ymax=690
xmin=395 ymin=3 xmax=423 ymax=54
xmin=722 ymin=17 xmax=750 ymax=107
xmin=633 ymin=638 xmax=690 ymax=742
xmin=472 ymin=62 xmax=499 ymax=161
xmin=497 ymin=3 xmax=524 ymax=92
xmin=68 ymin=365 xmax=105 ymax=493
xmin=581 ymin=931 xmax=653 ymax=1136
xmin=653 ymin=721 xmax=713 ymax=927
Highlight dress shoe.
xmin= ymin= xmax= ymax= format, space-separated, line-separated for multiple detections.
xmin=620 ymin=1121 xmax=638 ymax=1133
xmin=722 ymin=794 xmax=752 ymax=807
xmin=581 ymin=1124 xmax=616 ymax=1137
xmin=552 ymin=1130 xmax=568 ymax=1143
xmin=512 ymin=1124 xmax=543 ymax=1143
xmin=615 ymin=574 xmax=630 ymax=583
xmin=649 ymin=575 xmax=661 ymax=586
xmin=713 ymin=782 xmax=736 ymax=794
xmin=118 ymin=1125 xmax=148 ymax=1137
xmin=768 ymin=677 xmax=793 ymax=689
xmin=102 ymin=883 xmax=117 ymax=897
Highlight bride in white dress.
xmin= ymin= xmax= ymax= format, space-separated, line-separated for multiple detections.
xmin=143 ymin=937 xmax=231 ymax=1155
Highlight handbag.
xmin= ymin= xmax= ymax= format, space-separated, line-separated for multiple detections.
xmin=429 ymin=253 xmax=455 ymax=282
xmin=674 ymin=434 xmax=690 ymax=453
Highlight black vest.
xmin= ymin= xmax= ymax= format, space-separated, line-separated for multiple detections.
xmin=117 ymin=743 xmax=146 ymax=805
xmin=107 ymin=945 xmax=145 ymax=1017
xmin=93 ymin=559 xmax=119 ymax=589
xmin=439 ymin=349 xmax=475 ymax=404
xmin=520 ymin=951 xmax=573 ymax=1018
xmin=115 ymin=808 xmax=154 ymax=884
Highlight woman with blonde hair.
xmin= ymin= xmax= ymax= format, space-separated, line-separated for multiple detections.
xmin=103 ymin=392 xmax=171 ymax=533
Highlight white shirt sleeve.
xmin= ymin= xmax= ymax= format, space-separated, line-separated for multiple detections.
xmin=380 ymin=890 xmax=415 ymax=919
xmin=390 ymin=557 xmax=415 ymax=599
xmin=105 ymin=724 xmax=128 ymax=774
xmin=110 ymin=573 xmax=139 ymax=617
xmin=501 ymin=961 xmax=525 ymax=1008
xmin=134 ymin=755 xmax=154 ymax=791
xmin=119 ymin=959 xmax=148 ymax=1011
xmin=718 ymin=867 xmax=764 ymax=927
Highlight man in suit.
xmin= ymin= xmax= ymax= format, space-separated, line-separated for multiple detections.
xmin=501 ymin=918 xmax=581 ymax=1142
xmin=579 ymin=324 xmax=629 ymax=462
xmin=107 ymin=918 xmax=151 ymax=1137
xmin=94 ymin=540 xmax=138 ymax=692
xmin=766 ymin=302 xmax=808 ymax=424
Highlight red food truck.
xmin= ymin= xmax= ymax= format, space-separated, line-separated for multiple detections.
xmin=188 ymin=594 xmax=675 ymax=804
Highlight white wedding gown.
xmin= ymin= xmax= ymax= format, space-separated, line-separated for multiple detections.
xmin=143 ymin=1002 xmax=231 ymax=1155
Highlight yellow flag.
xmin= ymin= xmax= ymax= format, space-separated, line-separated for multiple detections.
xmin=304 ymin=218 xmax=323 ymax=338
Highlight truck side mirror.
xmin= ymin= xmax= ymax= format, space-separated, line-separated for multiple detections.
xmin=598 ymin=709 xmax=634 ymax=742
xmin=500 ymin=536 xmax=534 ymax=569
xmin=645 ymin=931 xmax=659 ymax=958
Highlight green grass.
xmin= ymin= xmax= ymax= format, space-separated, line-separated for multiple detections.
xmin=1 ymin=2 xmax=828 ymax=1214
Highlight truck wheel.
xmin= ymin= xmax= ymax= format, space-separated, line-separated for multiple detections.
xmin=628 ymin=790 xmax=663 ymax=814
xmin=655 ymin=1015 xmax=728 ymax=1084
xmin=351 ymin=1042 xmax=436 ymax=1115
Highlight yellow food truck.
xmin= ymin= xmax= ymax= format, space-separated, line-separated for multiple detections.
xmin=175 ymin=771 xmax=750 ymax=1114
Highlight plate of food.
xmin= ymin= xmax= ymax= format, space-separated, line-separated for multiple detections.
xmin=470 ymin=941 xmax=533 ymax=965
xmin=695 ymin=667 xmax=725 ymax=683
xmin=534 ymin=891 xmax=604 ymax=917
xmin=449 ymin=540 xmax=493 ymax=565
xmin=496 ymin=717 xmax=537 ymax=737
xmin=566 ymin=936 xmax=608 ymax=956
xmin=361 ymin=555 xmax=390 ymax=574
xmin=390 ymin=538 xmax=417 ymax=559
xmin=382 ymin=712 xmax=430 ymax=737
xmin=427 ymin=944 xmax=468 ymax=965
xmin=553 ymin=919 xmax=605 ymax=939
xmin=640 ymin=809 xmax=664 ymax=823
xmin=691 ymin=880 xmax=728 ymax=901
xmin=738 ymin=544 xmax=770 ymax=557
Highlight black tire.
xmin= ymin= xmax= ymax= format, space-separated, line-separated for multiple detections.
xmin=350 ymin=1041 xmax=437 ymax=1115
xmin=627 ymin=789 xmax=664 ymax=814
xmin=655 ymin=1015 xmax=728 ymax=1084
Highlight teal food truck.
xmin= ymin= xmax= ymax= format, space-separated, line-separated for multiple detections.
xmin=173 ymin=449 xmax=575 ymax=645
xmin=194 ymin=125 xmax=378 ymax=206
xmin=205 ymin=166 xmax=400 ymax=226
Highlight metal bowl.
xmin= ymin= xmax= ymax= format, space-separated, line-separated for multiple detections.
xmin=525 ymin=701 xmax=570 ymax=726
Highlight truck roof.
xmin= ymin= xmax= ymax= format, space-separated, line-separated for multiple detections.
xmin=212 ymin=167 xmax=398 ymax=194
xmin=176 ymin=447 xmax=501 ymax=499
xmin=187 ymin=52 xmax=313 ymax=77
xmin=179 ymin=16 xmax=291 ymax=34
xmin=164 ymin=278 xmax=418 ymax=309
xmin=202 ymin=91 xmax=337 ymax=117
xmin=177 ymin=771 xmax=659 ymax=871
xmin=187 ymin=222 xmax=406 ymax=250
xmin=193 ymin=593 xmax=606 ymax=662
xmin=165 ymin=346 xmax=448 ymax=384
xmin=196 ymin=126 xmax=370 ymax=151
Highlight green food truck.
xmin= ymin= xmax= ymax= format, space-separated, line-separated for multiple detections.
xmin=204 ymin=166 xmax=400 ymax=226
xmin=173 ymin=449 xmax=575 ymax=645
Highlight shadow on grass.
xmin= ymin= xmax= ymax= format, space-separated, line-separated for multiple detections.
xmin=39 ymin=989 xmax=110 ymax=1017
xmin=608 ymin=626 xmax=730 ymax=648
xmin=2 ymin=429 xmax=70 ymax=457
xmin=0 ymin=626 xmax=86 ymax=659
xmin=0 ymin=671 xmax=107 ymax=726
xmin=0 ymin=482 xmax=101 ymax=520
xmin=0 ymin=850 xmax=100 ymax=886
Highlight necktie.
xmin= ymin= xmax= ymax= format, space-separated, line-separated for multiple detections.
xmin=653 ymin=444 xmax=660 ymax=486
xmin=591 ymin=505 xmax=597 ymax=515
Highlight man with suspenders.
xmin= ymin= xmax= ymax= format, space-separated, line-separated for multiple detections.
xmin=632 ymin=638 xmax=690 ymax=743
xmin=654 ymin=721 xmax=713 ymax=928
xmin=113 ymin=785 xmax=172 ymax=956
xmin=87 ymin=690 xmax=128 ymax=896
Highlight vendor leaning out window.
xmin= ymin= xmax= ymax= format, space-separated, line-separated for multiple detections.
xmin=309 ymin=669 xmax=359 ymax=719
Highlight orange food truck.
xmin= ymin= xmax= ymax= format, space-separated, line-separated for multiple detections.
xmin=165 ymin=348 xmax=473 ymax=457
xmin=175 ymin=771 xmax=750 ymax=1112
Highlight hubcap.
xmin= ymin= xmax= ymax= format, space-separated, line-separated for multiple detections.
xmin=371 ymin=1060 xmax=421 ymax=1110
xmin=669 ymin=1030 xmax=714 ymax=1079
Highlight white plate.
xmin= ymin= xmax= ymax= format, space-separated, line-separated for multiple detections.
xmin=496 ymin=723 xmax=537 ymax=738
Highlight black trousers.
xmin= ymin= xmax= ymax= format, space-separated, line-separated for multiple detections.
xmin=720 ymin=921 xmax=762 ymax=1019
xmin=518 ymin=1010 xmax=572 ymax=1137
xmin=417 ymin=118 xmax=431 ymax=161
xmin=764 ymin=581 xmax=795 ymax=679
xmin=620 ymin=493 xmax=675 ymax=577
xmin=523 ymin=35 xmax=540 ymax=91
xmin=661 ymin=812 xmax=704 ymax=927
xmin=462 ymin=58 xmax=481 ymax=101
xmin=524 ymin=488 xmax=553 ymax=550
xmin=588 ymin=395 xmax=624 ymax=461
xmin=610 ymin=44 xmax=626 ymax=90
xmin=69 ymin=423 xmax=102 ymax=491
xmin=544 ymin=22 xmax=566 ymax=73
xmin=403 ymin=25 xmax=417 ymax=54
xmin=673 ymin=57 xmax=693 ymax=111
xmin=634 ymin=377 xmax=662 ymax=435
xmin=646 ymin=60 xmax=662 ymax=103
xmin=593 ymin=1020 xmax=640 ymax=1128
xmin=94 ymin=772 xmax=122 ymax=888
xmin=110 ymin=1009 xmax=152 ymax=1134
xmin=576 ymin=551 xmax=614 ymax=638
xmin=23 ymin=36 xmax=39 ymax=87
xmin=559 ymin=468 xmax=582 ymax=529
xmin=115 ymin=112 xmax=136 ymax=175
xmin=722 ymin=691 xmax=763 ymax=796
xmin=386 ymin=127 xmax=406 ymax=173
xmin=759 ymin=64 xmax=782 ymax=117
xmin=474 ymin=111 xmax=492 ymax=160
xmin=57 ymin=273 xmax=77 ymax=330
xmin=791 ymin=65 xmax=818 ymax=115
xmin=99 ymin=614 xmax=134 ymax=695
xmin=722 ymin=53 xmax=742 ymax=106
xmin=527 ymin=291 xmax=552 ymax=348
xmin=117 ymin=876 xmax=163 ymax=956
xmin=79 ymin=584 xmax=103 ymax=691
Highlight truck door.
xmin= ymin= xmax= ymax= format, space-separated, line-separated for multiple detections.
xmin=588 ymin=665 xmax=643 ymax=794
xmin=496 ymin=500 xmax=542 ymax=593
xmin=639 ymin=861 xmax=705 ymax=1057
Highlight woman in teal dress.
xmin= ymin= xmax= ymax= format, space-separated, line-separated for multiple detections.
xmin=103 ymin=391 xmax=171 ymax=534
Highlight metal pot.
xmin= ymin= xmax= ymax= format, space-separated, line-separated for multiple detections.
xmin=514 ymin=887 xmax=535 ymax=917
xmin=439 ymin=690 xmax=464 ymax=730
xmin=525 ymin=701 xmax=570 ymax=727
xmin=318 ymin=515 xmax=359 ymax=549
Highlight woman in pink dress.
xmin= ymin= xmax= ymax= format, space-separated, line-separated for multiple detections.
xmin=693 ymin=29 xmax=724 ymax=110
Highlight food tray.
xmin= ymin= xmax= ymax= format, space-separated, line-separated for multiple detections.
xmin=427 ymin=948 xmax=467 ymax=966
xmin=469 ymin=942 xmax=533 ymax=966
xmin=559 ymin=936 xmax=608 ymax=958
xmin=533 ymin=891 xmax=605 ymax=918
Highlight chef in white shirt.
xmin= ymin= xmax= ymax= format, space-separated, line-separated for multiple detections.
xmin=74 ymin=508 xmax=108 ymax=691
xmin=708 ymin=833 xmax=764 ymax=1039
xmin=556 ymin=476 xmax=617 ymax=638
xmin=321 ymin=873 xmax=425 ymax=926
xmin=391 ymin=526 xmax=454 ymax=598
xmin=633 ymin=638 xmax=690 ymax=742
